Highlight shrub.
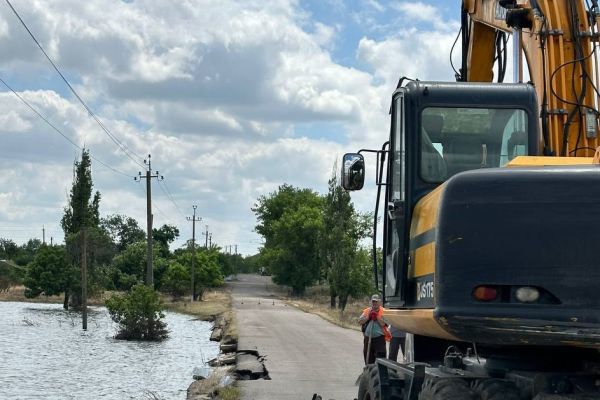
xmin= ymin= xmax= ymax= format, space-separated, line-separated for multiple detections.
xmin=105 ymin=284 xmax=169 ymax=341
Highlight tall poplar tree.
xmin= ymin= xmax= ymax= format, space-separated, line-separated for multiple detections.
xmin=321 ymin=164 xmax=372 ymax=311
xmin=60 ymin=149 xmax=101 ymax=308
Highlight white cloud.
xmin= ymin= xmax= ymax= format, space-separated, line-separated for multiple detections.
xmin=391 ymin=2 xmax=453 ymax=31
xmin=358 ymin=29 xmax=458 ymax=87
xmin=0 ymin=109 xmax=32 ymax=132
xmin=0 ymin=0 xmax=463 ymax=254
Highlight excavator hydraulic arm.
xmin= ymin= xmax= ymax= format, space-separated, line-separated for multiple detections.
xmin=461 ymin=0 xmax=600 ymax=157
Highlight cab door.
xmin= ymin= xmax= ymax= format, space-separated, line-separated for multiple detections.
xmin=384 ymin=91 xmax=408 ymax=307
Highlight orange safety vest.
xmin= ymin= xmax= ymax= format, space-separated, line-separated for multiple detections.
xmin=362 ymin=306 xmax=392 ymax=342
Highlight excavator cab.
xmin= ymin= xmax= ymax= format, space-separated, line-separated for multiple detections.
xmin=343 ymin=81 xmax=540 ymax=307
xmin=344 ymin=81 xmax=600 ymax=400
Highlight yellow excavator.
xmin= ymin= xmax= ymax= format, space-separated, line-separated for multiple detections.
xmin=342 ymin=1 xmax=600 ymax=399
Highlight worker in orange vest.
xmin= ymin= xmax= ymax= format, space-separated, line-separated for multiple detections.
xmin=358 ymin=294 xmax=391 ymax=364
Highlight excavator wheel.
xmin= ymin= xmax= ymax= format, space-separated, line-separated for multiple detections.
xmin=418 ymin=377 xmax=478 ymax=400
xmin=357 ymin=364 xmax=404 ymax=400
xmin=533 ymin=394 xmax=600 ymax=400
xmin=357 ymin=365 xmax=381 ymax=400
xmin=471 ymin=379 xmax=521 ymax=400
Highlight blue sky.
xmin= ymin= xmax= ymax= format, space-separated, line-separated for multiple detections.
xmin=0 ymin=0 xmax=466 ymax=254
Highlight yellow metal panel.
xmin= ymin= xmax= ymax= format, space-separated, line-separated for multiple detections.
xmin=410 ymin=185 xmax=444 ymax=237
xmin=467 ymin=21 xmax=496 ymax=82
xmin=384 ymin=309 xmax=460 ymax=341
xmin=507 ymin=155 xmax=595 ymax=166
xmin=413 ymin=242 xmax=435 ymax=278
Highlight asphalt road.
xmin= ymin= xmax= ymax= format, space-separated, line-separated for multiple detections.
xmin=230 ymin=274 xmax=364 ymax=400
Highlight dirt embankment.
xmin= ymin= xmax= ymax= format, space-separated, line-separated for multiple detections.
xmin=185 ymin=291 xmax=240 ymax=400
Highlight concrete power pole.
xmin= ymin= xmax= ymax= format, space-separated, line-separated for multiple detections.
xmin=187 ymin=206 xmax=201 ymax=302
xmin=235 ymin=244 xmax=238 ymax=275
xmin=135 ymin=154 xmax=163 ymax=288
xmin=42 ymin=225 xmax=45 ymax=245
xmin=209 ymin=233 xmax=212 ymax=248
xmin=202 ymin=225 xmax=209 ymax=248
xmin=81 ymin=229 xmax=87 ymax=330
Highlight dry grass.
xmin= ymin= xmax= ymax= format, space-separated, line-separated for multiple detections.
xmin=0 ymin=285 xmax=107 ymax=306
xmin=217 ymin=385 xmax=240 ymax=400
xmin=285 ymin=284 xmax=366 ymax=331
xmin=162 ymin=288 xmax=238 ymax=341
xmin=188 ymin=367 xmax=238 ymax=400
xmin=163 ymin=289 xmax=231 ymax=320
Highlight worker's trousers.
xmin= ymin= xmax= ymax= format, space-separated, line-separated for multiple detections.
xmin=363 ymin=335 xmax=386 ymax=364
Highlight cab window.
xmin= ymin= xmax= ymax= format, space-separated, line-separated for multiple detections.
xmin=420 ymin=107 xmax=528 ymax=183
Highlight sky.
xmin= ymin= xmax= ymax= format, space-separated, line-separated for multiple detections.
xmin=0 ymin=0 xmax=473 ymax=255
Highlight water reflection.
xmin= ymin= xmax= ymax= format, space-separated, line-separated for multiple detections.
xmin=0 ymin=301 xmax=219 ymax=400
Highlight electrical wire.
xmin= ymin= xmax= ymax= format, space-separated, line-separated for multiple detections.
xmin=5 ymin=0 xmax=146 ymax=169
xmin=0 ymin=76 xmax=133 ymax=178
xmin=157 ymin=180 xmax=186 ymax=219
xmin=458 ymin=8 xmax=471 ymax=82
xmin=134 ymin=175 xmax=179 ymax=228
xmin=561 ymin=1 xmax=587 ymax=156
xmin=494 ymin=31 xmax=509 ymax=83
xmin=450 ymin=25 xmax=462 ymax=80
xmin=545 ymin=1 xmax=600 ymax=155
xmin=569 ymin=146 xmax=598 ymax=155
xmin=538 ymin=13 xmax=552 ymax=154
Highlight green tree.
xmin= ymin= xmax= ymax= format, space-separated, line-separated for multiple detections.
xmin=0 ymin=238 xmax=18 ymax=261
xmin=101 ymin=214 xmax=145 ymax=252
xmin=23 ymin=245 xmax=76 ymax=309
xmin=152 ymin=224 xmax=179 ymax=258
xmin=161 ymin=261 xmax=190 ymax=299
xmin=111 ymin=241 xmax=167 ymax=291
xmin=321 ymin=167 xmax=372 ymax=311
xmin=105 ymin=284 xmax=168 ymax=341
xmin=111 ymin=241 xmax=146 ymax=290
xmin=253 ymin=185 xmax=324 ymax=296
xmin=173 ymin=247 xmax=223 ymax=300
xmin=13 ymin=238 xmax=42 ymax=266
xmin=60 ymin=149 xmax=102 ymax=308
xmin=61 ymin=150 xmax=100 ymax=236
xmin=217 ymin=250 xmax=234 ymax=277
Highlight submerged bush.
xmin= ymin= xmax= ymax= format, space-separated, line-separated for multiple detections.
xmin=105 ymin=284 xmax=168 ymax=341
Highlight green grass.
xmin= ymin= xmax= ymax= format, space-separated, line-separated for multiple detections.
xmin=218 ymin=385 xmax=240 ymax=400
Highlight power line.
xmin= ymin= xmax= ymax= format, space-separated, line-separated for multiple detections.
xmin=134 ymin=177 xmax=178 ymax=226
xmin=157 ymin=180 xmax=186 ymax=219
xmin=5 ymin=0 xmax=146 ymax=169
xmin=0 ymin=76 xmax=133 ymax=178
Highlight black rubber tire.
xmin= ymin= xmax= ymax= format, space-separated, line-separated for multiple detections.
xmin=472 ymin=379 xmax=521 ymax=400
xmin=418 ymin=377 xmax=479 ymax=400
xmin=357 ymin=365 xmax=381 ymax=400
xmin=532 ymin=394 xmax=600 ymax=400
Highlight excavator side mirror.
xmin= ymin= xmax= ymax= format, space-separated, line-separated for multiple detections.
xmin=341 ymin=153 xmax=365 ymax=191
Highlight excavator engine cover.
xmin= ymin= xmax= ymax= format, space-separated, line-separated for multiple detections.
xmin=434 ymin=165 xmax=600 ymax=348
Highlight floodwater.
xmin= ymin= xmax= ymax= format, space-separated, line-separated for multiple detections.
xmin=0 ymin=301 xmax=220 ymax=400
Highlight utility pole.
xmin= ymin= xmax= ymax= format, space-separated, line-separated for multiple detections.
xmin=202 ymin=225 xmax=209 ymax=248
xmin=135 ymin=154 xmax=163 ymax=288
xmin=209 ymin=233 xmax=212 ymax=248
xmin=187 ymin=206 xmax=201 ymax=302
xmin=234 ymin=244 xmax=238 ymax=275
xmin=42 ymin=225 xmax=45 ymax=245
xmin=50 ymin=237 xmax=53 ymax=246
xmin=81 ymin=229 xmax=87 ymax=330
